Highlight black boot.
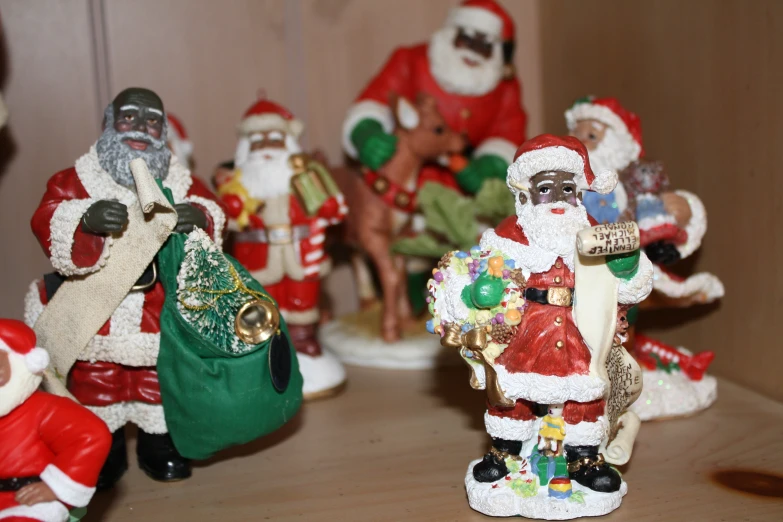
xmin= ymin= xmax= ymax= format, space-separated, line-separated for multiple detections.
xmin=565 ymin=445 xmax=622 ymax=493
xmin=472 ymin=438 xmax=523 ymax=483
xmin=96 ymin=429 xmax=128 ymax=491
xmin=136 ymin=430 xmax=192 ymax=482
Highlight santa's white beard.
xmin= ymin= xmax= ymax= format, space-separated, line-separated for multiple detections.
xmin=0 ymin=355 xmax=41 ymax=417
xmin=428 ymin=27 xmax=503 ymax=96
xmin=239 ymin=149 xmax=295 ymax=200
xmin=516 ymin=200 xmax=591 ymax=261
xmin=588 ymin=127 xmax=637 ymax=174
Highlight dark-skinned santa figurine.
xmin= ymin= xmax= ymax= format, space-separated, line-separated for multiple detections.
xmin=0 ymin=319 xmax=111 ymax=522
xmin=24 ymin=87 xmax=227 ymax=489
xmin=566 ymin=97 xmax=724 ymax=421
xmin=342 ymin=0 xmax=527 ymax=196
xmin=216 ymin=98 xmax=348 ymax=400
xmin=429 ymin=135 xmax=652 ymax=518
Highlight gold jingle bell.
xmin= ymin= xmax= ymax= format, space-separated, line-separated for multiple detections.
xmin=235 ymin=299 xmax=280 ymax=345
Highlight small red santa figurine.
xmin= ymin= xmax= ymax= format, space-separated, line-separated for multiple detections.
xmin=217 ymin=99 xmax=348 ymax=400
xmin=26 ymin=88 xmax=226 ymax=489
xmin=165 ymin=113 xmax=194 ymax=171
xmin=0 ymin=319 xmax=111 ymax=522
xmin=342 ymin=0 xmax=527 ymax=194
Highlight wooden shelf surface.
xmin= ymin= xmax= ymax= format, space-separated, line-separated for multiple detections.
xmin=87 ymin=365 xmax=783 ymax=521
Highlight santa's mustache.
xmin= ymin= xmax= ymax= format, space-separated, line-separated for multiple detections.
xmin=116 ymin=129 xmax=167 ymax=149
xmin=96 ymin=125 xmax=171 ymax=186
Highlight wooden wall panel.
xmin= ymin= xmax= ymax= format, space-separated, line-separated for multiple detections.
xmin=0 ymin=0 xmax=102 ymax=319
xmin=299 ymin=0 xmax=543 ymax=165
xmin=102 ymin=0 xmax=289 ymax=181
xmin=540 ymin=0 xmax=783 ymax=400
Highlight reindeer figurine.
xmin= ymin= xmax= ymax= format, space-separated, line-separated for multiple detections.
xmin=345 ymin=93 xmax=466 ymax=343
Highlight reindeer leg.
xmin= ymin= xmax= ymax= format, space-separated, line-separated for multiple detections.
xmin=352 ymin=251 xmax=378 ymax=310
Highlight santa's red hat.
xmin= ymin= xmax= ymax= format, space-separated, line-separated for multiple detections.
xmin=237 ymin=98 xmax=304 ymax=138
xmin=507 ymin=134 xmax=617 ymax=195
xmin=166 ymin=113 xmax=194 ymax=162
xmin=565 ymin=96 xmax=644 ymax=160
xmin=0 ymin=319 xmax=49 ymax=375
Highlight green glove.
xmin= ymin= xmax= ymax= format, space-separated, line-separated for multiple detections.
xmin=456 ymin=154 xmax=508 ymax=195
xmin=607 ymin=250 xmax=641 ymax=280
xmin=350 ymin=118 xmax=397 ymax=170
xmin=470 ymin=271 xmax=506 ymax=309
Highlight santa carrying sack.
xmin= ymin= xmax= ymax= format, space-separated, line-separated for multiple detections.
xmin=0 ymin=319 xmax=110 ymax=522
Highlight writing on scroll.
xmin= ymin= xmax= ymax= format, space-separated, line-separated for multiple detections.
xmin=576 ymin=221 xmax=640 ymax=257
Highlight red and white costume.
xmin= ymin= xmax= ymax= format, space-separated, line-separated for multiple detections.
xmin=342 ymin=0 xmax=526 ymax=165
xmin=24 ymin=148 xmax=225 ymax=434
xmin=0 ymin=319 xmax=110 ymax=522
xmin=166 ymin=113 xmax=194 ymax=168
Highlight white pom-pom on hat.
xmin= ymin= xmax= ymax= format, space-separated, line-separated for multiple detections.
xmin=0 ymin=318 xmax=50 ymax=375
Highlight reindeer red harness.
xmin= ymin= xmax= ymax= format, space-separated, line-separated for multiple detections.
xmin=361 ymin=168 xmax=418 ymax=213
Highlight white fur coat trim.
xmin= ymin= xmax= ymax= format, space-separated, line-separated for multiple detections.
xmin=484 ymin=412 xmax=537 ymax=440
xmin=48 ymin=199 xmax=112 ymax=277
xmin=653 ymin=265 xmax=725 ymax=302
xmin=186 ymin=195 xmax=225 ymax=249
xmin=0 ymin=501 xmax=69 ymax=522
xmin=341 ymin=99 xmax=394 ymax=158
xmin=564 ymin=417 xmax=608 ymax=447
xmin=88 ymin=402 xmax=167 ymax=434
xmin=474 ymin=137 xmax=517 ymax=164
xmin=674 ymin=190 xmax=707 ymax=258
xmin=40 ymin=464 xmax=96 ymax=508
xmin=617 ymin=251 xmax=654 ymax=305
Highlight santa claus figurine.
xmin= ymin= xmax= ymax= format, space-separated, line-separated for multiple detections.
xmin=343 ymin=0 xmax=526 ymax=194
xmin=429 ymin=135 xmax=653 ymax=518
xmin=166 ymin=113 xmax=194 ymax=171
xmin=566 ymin=97 xmax=724 ymax=420
xmin=25 ymin=87 xmax=226 ymax=489
xmin=217 ymin=98 xmax=348 ymax=400
xmin=0 ymin=319 xmax=111 ymax=522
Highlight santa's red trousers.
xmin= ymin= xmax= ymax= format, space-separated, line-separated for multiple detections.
xmin=263 ymin=277 xmax=320 ymax=323
xmin=488 ymin=398 xmax=605 ymax=424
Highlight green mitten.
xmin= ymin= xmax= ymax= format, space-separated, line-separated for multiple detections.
xmin=455 ymin=154 xmax=508 ymax=195
xmin=607 ymin=250 xmax=641 ymax=280
xmin=470 ymin=271 xmax=506 ymax=309
xmin=350 ymin=119 xmax=397 ymax=170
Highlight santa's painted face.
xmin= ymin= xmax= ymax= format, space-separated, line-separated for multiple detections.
xmin=236 ymin=130 xmax=302 ymax=200
xmin=571 ymin=120 xmax=635 ymax=174
xmin=515 ymin=171 xmax=591 ymax=261
xmin=96 ymin=87 xmax=171 ymax=187
xmin=429 ymin=25 xmax=503 ymax=96
xmin=0 ymin=351 xmax=42 ymax=418
xmin=570 ymin=119 xmax=607 ymax=152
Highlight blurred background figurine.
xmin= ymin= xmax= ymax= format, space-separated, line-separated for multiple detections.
xmin=25 ymin=87 xmax=226 ymax=489
xmin=165 ymin=113 xmax=194 ymax=172
xmin=566 ymin=96 xmax=724 ymax=421
xmin=216 ymin=97 xmax=348 ymax=400
xmin=0 ymin=319 xmax=111 ymax=522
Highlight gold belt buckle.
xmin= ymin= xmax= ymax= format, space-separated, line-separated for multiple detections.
xmin=547 ymin=287 xmax=572 ymax=307
xmin=267 ymin=224 xmax=293 ymax=245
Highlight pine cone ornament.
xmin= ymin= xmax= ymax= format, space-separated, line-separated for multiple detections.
xmin=509 ymin=268 xmax=527 ymax=289
xmin=490 ymin=322 xmax=515 ymax=345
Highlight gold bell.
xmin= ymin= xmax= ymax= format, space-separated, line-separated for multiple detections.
xmin=235 ymin=299 xmax=280 ymax=345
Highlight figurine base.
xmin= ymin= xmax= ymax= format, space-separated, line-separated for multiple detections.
xmin=319 ymin=305 xmax=456 ymax=370
xmin=629 ymin=369 xmax=717 ymax=421
xmin=297 ymin=349 xmax=347 ymax=401
xmin=465 ymin=459 xmax=627 ymax=519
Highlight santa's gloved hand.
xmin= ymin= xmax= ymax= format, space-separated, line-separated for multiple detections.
xmin=607 ymin=249 xmax=641 ymax=280
xmin=455 ymin=154 xmax=507 ymax=195
xmin=174 ymin=203 xmax=207 ymax=233
xmin=470 ymin=270 xmax=506 ymax=309
xmin=82 ymin=200 xmax=128 ymax=234
xmin=644 ymin=240 xmax=681 ymax=266
xmin=351 ymin=119 xmax=397 ymax=170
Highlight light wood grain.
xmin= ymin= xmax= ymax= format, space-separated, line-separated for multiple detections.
xmin=83 ymin=365 xmax=783 ymax=521
xmin=0 ymin=0 xmax=102 ymax=319
xmin=539 ymin=0 xmax=783 ymax=402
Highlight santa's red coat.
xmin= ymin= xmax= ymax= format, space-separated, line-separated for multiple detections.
xmin=0 ymin=392 xmax=111 ymax=521
xmin=347 ymin=44 xmax=526 ymax=160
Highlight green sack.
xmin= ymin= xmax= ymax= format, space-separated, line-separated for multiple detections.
xmin=155 ymin=189 xmax=303 ymax=460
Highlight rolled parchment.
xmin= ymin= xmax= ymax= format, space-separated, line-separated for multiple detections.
xmin=576 ymin=221 xmax=640 ymax=257
xmin=602 ymin=411 xmax=642 ymax=465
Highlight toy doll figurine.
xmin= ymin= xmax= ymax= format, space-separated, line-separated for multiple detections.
xmin=566 ymin=97 xmax=724 ymax=420
xmin=216 ymin=97 xmax=348 ymax=400
xmin=25 ymin=87 xmax=227 ymax=489
xmin=429 ymin=135 xmax=653 ymax=518
xmin=0 ymin=319 xmax=111 ymax=522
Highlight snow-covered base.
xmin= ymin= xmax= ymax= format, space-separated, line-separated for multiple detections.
xmin=320 ymin=318 xmax=454 ymax=370
xmin=630 ymin=370 xmax=717 ymax=421
xmin=298 ymin=349 xmax=347 ymax=400
xmin=464 ymin=459 xmax=627 ymax=519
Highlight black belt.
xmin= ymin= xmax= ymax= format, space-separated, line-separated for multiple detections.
xmin=524 ymin=287 xmax=574 ymax=307
xmin=0 ymin=476 xmax=41 ymax=492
